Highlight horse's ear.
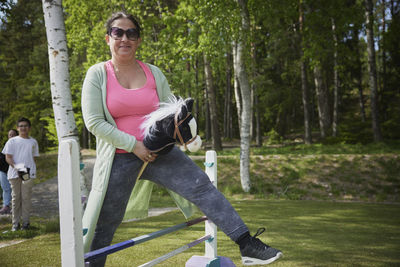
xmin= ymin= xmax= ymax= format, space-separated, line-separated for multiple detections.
xmin=185 ymin=98 xmax=194 ymax=112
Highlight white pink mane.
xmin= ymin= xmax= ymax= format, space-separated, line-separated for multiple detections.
xmin=141 ymin=95 xmax=187 ymax=138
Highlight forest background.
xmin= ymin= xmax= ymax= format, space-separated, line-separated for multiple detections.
xmin=0 ymin=0 xmax=399 ymax=152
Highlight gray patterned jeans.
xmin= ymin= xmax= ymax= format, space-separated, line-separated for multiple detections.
xmin=89 ymin=147 xmax=248 ymax=266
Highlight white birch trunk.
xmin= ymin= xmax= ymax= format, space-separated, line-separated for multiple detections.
xmin=42 ymin=0 xmax=78 ymax=142
xmin=236 ymin=0 xmax=252 ymax=192
xmin=232 ymin=42 xmax=242 ymax=131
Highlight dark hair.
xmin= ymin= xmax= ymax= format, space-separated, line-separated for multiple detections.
xmin=9 ymin=129 xmax=18 ymax=135
xmin=106 ymin=12 xmax=141 ymax=37
xmin=17 ymin=117 xmax=31 ymax=127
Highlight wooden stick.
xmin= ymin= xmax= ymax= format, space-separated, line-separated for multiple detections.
xmin=136 ymin=161 xmax=149 ymax=181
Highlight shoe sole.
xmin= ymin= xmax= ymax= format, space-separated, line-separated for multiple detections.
xmin=242 ymin=252 xmax=283 ymax=265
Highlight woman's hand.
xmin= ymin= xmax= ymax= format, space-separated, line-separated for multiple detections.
xmin=133 ymin=141 xmax=157 ymax=162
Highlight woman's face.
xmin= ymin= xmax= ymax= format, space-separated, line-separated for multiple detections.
xmin=8 ymin=130 xmax=17 ymax=139
xmin=106 ymin=18 xmax=141 ymax=61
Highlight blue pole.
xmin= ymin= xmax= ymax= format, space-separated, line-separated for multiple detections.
xmin=84 ymin=216 xmax=207 ymax=262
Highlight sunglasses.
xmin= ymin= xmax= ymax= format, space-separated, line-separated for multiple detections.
xmin=109 ymin=27 xmax=140 ymax=41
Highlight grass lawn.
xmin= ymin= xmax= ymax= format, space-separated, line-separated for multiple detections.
xmin=0 ymin=200 xmax=399 ymax=266
xmin=0 ymin=142 xmax=399 ymax=266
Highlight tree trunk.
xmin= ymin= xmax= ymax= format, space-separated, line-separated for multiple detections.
xmin=381 ymin=0 xmax=387 ymax=120
xmin=42 ymin=0 xmax=78 ymax=142
xmin=204 ymin=88 xmax=211 ymax=141
xmin=254 ymin=93 xmax=262 ymax=146
xmin=299 ymin=0 xmax=312 ymax=144
xmin=250 ymin=82 xmax=254 ymax=141
xmin=232 ymin=42 xmax=242 ymax=132
xmin=194 ymin=58 xmax=200 ymax=128
xmin=365 ymin=0 xmax=383 ymax=142
xmin=224 ymin=52 xmax=233 ymax=139
xmin=186 ymin=61 xmax=192 ymax=97
xmin=353 ymin=27 xmax=367 ymax=122
xmin=251 ymin=42 xmax=262 ymax=147
xmin=313 ymin=64 xmax=330 ymax=139
xmin=331 ymin=17 xmax=339 ymax=137
xmin=203 ymin=53 xmax=222 ymax=151
xmin=235 ymin=0 xmax=252 ymax=192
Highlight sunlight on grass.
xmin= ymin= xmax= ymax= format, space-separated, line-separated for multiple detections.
xmin=1 ymin=200 xmax=399 ymax=266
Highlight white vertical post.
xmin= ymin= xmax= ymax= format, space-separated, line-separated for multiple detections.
xmin=205 ymin=150 xmax=218 ymax=259
xmin=58 ymin=139 xmax=84 ymax=267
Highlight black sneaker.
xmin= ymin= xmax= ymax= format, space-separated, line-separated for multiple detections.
xmin=0 ymin=205 xmax=11 ymax=215
xmin=21 ymin=223 xmax=30 ymax=230
xmin=240 ymin=228 xmax=283 ymax=265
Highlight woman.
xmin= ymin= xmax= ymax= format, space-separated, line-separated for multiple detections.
xmin=0 ymin=129 xmax=18 ymax=215
xmin=82 ymin=11 xmax=282 ymax=266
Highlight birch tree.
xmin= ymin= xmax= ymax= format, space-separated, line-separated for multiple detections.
xmin=365 ymin=0 xmax=383 ymax=142
xmin=235 ymin=0 xmax=252 ymax=192
xmin=232 ymin=42 xmax=242 ymax=132
xmin=331 ymin=17 xmax=339 ymax=137
xmin=42 ymin=0 xmax=78 ymax=142
xmin=299 ymin=0 xmax=312 ymax=144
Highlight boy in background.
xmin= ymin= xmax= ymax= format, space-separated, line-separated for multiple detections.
xmin=2 ymin=118 xmax=39 ymax=231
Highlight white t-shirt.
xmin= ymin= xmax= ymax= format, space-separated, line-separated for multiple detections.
xmin=2 ymin=136 xmax=39 ymax=179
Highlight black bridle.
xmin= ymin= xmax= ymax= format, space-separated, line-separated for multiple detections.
xmin=148 ymin=111 xmax=198 ymax=153
xmin=173 ymin=111 xmax=198 ymax=150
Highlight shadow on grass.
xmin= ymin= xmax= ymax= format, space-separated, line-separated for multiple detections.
xmin=0 ymin=201 xmax=399 ymax=266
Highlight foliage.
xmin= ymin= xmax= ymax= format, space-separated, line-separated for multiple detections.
xmin=0 ymin=0 xmax=53 ymax=149
xmin=265 ymin=129 xmax=283 ymax=144
xmin=0 ymin=0 xmax=399 ymax=153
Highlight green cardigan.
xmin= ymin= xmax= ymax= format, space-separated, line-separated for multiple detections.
xmin=81 ymin=62 xmax=196 ymax=252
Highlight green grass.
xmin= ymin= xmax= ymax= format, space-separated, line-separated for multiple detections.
xmin=0 ymin=217 xmax=60 ymax=241
xmin=0 ymin=200 xmax=399 ymax=266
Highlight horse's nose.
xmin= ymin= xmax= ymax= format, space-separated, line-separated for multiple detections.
xmin=187 ymin=135 xmax=202 ymax=152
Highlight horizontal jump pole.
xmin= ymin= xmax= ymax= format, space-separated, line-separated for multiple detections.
xmin=84 ymin=216 xmax=207 ymax=262
xmin=138 ymin=234 xmax=212 ymax=267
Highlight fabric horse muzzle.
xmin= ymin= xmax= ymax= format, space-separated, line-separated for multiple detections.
xmin=178 ymin=116 xmax=202 ymax=152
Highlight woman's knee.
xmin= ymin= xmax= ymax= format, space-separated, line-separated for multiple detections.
xmin=181 ymin=174 xmax=216 ymax=200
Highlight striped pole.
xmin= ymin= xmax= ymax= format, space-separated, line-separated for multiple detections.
xmin=84 ymin=216 xmax=207 ymax=262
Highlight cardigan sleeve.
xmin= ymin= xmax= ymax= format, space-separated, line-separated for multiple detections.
xmin=81 ymin=63 xmax=137 ymax=152
xmin=147 ymin=64 xmax=174 ymax=102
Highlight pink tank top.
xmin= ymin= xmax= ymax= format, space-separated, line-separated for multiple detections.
xmin=106 ymin=60 xmax=159 ymax=153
